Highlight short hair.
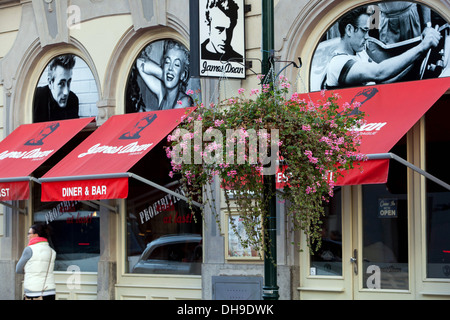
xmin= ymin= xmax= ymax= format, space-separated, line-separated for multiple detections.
xmin=48 ymin=54 xmax=76 ymax=83
xmin=338 ymin=6 xmax=371 ymax=38
xmin=205 ymin=0 xmax=239 ymax=29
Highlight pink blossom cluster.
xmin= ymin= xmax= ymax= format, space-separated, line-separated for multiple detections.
xmin=304 ymin=150 xmax=318 ymax=164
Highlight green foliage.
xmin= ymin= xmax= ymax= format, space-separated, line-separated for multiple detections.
xmin=166 ymin=77 xmax=366 ymax=253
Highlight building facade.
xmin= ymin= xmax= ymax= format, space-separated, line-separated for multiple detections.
xmin=0 ymin=0 xmax=449 ymax=300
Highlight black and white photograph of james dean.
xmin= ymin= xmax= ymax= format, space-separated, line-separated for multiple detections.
xmin=200 ymin=0 xmax=244 ymax=63
xmin=310 ymin=1 xmax=450 ymax=91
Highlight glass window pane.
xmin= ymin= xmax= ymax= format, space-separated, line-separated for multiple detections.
xmin=425 ymin=97 xmax=450 ymax=278
xmin=310 ymin=187 xmax=342 ymax=276
xmin=126 ymin=181 xmax=202 ymax=275
xmin=33 ymin=200 xmax=100 ymax=272
xmin=362 ymin=143 xmax=408 ymax=290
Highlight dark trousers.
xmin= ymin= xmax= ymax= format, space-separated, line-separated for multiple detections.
xmin=24 ymin=294 xmax=56 ymax=300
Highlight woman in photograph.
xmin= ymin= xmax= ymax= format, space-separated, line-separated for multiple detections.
xmin=136 ymin=40 xmax=193 ymax=111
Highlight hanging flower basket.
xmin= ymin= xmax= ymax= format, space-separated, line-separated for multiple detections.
xmin=166 ymin=76 xmax=366 ymax=253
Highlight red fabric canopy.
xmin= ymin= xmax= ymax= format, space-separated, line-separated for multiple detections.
xmin=41 ymin=108 xmax=194 ymax=202
xmin=309 ymin=77 xmax=450 ymax=186
xmin=275 ymin=77 xmax=450 ymax=188
xmin=0 ymin=117 xmax=94 ymax=201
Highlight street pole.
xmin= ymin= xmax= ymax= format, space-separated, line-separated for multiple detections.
xmin=261 ymin=0 xmax=279 ymax=301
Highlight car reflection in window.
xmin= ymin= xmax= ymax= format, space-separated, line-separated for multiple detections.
xmin=131 ymin=234 xmax=202 ymax=275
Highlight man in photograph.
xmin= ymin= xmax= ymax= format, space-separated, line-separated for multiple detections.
xmin=201 ymin=0 xmax=243 ymax=62
xmin=325 ymin=6 xmax=441 ymax=89
xmin=33 ymin=55 xmax=79 ymax=123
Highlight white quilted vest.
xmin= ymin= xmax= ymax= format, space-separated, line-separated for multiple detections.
xmin=24 ymin=242 xmax=56 ymax=292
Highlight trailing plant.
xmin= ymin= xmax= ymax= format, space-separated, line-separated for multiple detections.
xmin=165 ymin=75 xmax=366 ymax=254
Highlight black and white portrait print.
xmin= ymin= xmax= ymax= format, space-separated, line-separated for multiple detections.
xmin=199 ymin=0 xmax=246 ymax=79
xmin=310 ymin=1 xmax=450 ymax=91
xmin=126 ymin=39 xmax=201 ymax=113
xmin=33 ymin=55 xmax=99 ymax=123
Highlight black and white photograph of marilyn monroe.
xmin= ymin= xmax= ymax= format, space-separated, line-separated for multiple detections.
xmin=125 ymin=39 xmax=199 ymax=113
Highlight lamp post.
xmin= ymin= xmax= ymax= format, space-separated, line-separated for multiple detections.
xmin=261 ymin=0 xmax=279 ymax=301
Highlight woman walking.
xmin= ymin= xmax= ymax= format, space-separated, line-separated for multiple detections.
xmin=16 ymin=223 xmax=56 ymax=300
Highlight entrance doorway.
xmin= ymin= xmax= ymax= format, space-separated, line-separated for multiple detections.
xmin=300 ymin=141 xmax=413 ymax=299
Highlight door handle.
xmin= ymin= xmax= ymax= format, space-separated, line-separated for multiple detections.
xmin=350 ymin=249 xmax=358 ymax=275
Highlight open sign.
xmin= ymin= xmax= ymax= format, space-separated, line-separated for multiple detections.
xmin=378 ymin=198 xmax=398 ymax=218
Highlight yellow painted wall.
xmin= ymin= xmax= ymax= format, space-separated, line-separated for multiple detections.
xmin=69 ymin=14 xmax=134 ymax=98
xmin=0 ymin=4 xmax=21 ymax=137
xmin=0 ymin=5 xmax=21 ymax=59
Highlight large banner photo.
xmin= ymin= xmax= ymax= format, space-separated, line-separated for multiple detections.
xmin=33 ymin=55 xmax=99 ymax=123
xmin=199 ymin=0 xmax=246 ymax=79
xmin=126 ymin=39 xmax=201 ymax=113
xmin=310 ymin=1 xmax=450 ymax=91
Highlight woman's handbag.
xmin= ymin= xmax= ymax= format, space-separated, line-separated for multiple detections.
xmin=24 ymin=250 xmax=53 ymax=301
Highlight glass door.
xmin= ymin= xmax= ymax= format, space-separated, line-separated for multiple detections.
xmin=359 ymin=184 xmax=409 ymax=291
xmin=352 ymin=140 xmax=413 ymax=299
xmin=300 ymin=141 xmax=414 ymax=299
xmin=299 ymin=187 xmax=354 ymax=300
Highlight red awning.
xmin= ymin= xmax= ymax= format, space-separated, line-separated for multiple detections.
xmin=306 ymin=77 xmax=450 ymax=186
xmin=0 ymin=117 xmax=95 ymax=201
xmin=40 ymin=108 xmax=194 ymax=202
xmin=276 ymin=77 xmax=450 ymax=188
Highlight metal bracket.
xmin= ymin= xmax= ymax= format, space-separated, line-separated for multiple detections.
xmin=128 ymin=173 xmax=203 ymax=209
xmin=367 ymin=153 xmax=450 ymax=191
xmin=0 ymin=201 xmax=27 ymax=214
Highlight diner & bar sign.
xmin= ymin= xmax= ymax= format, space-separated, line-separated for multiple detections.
xmin=42 ymin=177 xmax=129 ymax=201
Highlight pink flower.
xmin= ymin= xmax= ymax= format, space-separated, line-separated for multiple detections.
xmin=302 ymin=124 xmax=311 ymax=131
xmin=214 ymin=119 xmax=224 ymax=127
xmin=304 ymin=150 xmax=318 ymax=164
xmin=227 ymin=170 xmax=237 ymax=177
xmin=238 ymin=88 xmax=245 ymax=94
xmin=306 ymin=186 xmax=316 ymax=194
xmin=250 ymin=88 xmax=260 ymax=96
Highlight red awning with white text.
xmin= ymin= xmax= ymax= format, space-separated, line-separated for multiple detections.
xmin=0 ymin=117 xmax=95 ymax=201
xmin=309 ymin=77 xmax=450 ymax=186
xmin=274 ymin=77 xmax=450 ymax=188
xmin=40 ymin=108 xmax=194 ymax=202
